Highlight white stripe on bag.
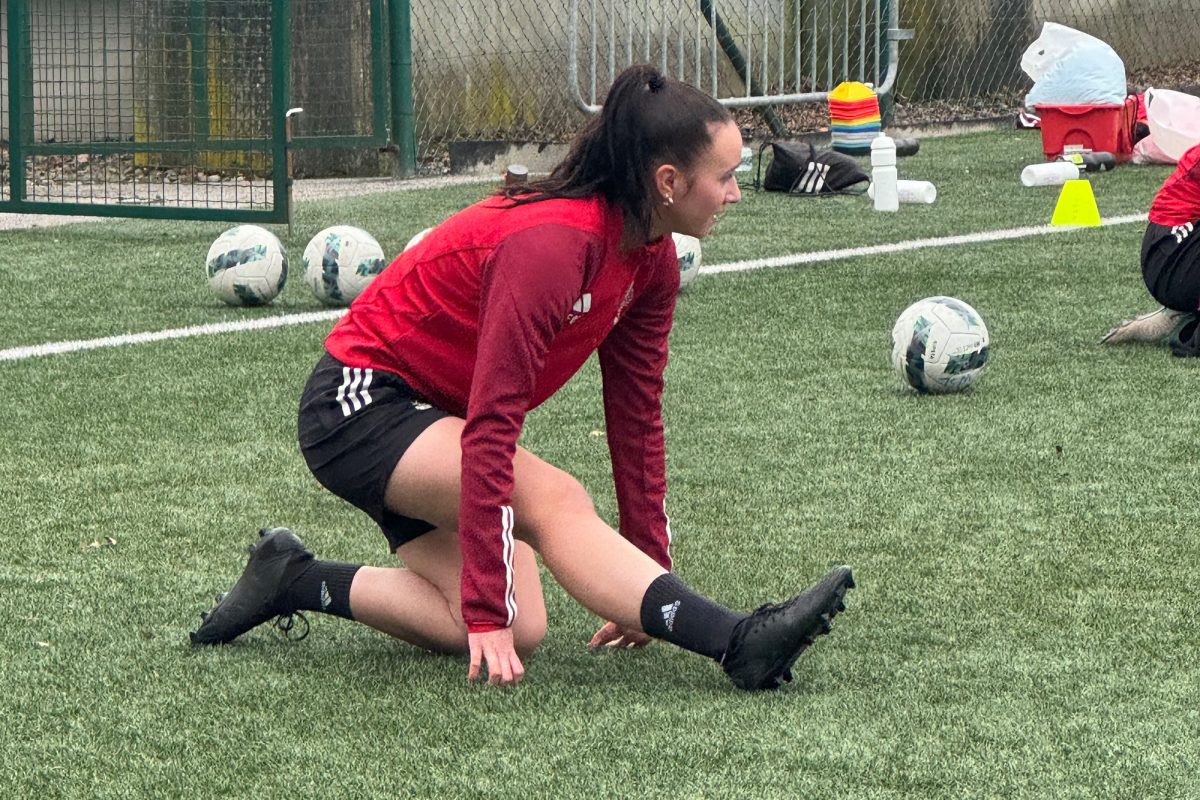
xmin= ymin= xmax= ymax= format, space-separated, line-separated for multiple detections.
xmin=335 ymin=367 xmax=375 ymax=418
xmin=500 ymin=505 xmax=517 ymax=626
xmin=798 ymin=162 xmax=828 ymax=194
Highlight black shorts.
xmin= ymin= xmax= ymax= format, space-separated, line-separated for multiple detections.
xmin=1142 ymin=222 xmax=1200 ymax=312
xmin=297 ymin=352 xmax=450 ymax=551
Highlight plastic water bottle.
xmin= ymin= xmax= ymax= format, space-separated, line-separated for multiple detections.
xmin=504 ymin=164 xmax=529 ymax=186
xmin=869 ymin=179 xmax=937 ymax=204
xmin=1058 ymin=151 xmax=1116 ymax=173
xmin=1020 ymin=161 xmax=1081 ymax=187
xmin=871 ymin=133 xmax=899 ymax=212
xmin=736 ymin=146 xmax=754 ymax=172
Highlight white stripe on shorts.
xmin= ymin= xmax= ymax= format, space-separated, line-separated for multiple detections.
xmin=335 ymin=366 xmax=375 ymax=418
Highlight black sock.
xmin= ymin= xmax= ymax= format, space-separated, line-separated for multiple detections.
xmin=639 ymin=573 xmax=746 ymax=661
xmin=283 ymin=560 xmax=362 ymax=620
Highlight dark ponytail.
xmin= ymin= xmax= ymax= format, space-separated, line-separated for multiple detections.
xmin=502 ymin=65 xmax=732 ymax=241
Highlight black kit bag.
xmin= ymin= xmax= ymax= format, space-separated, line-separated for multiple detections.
xmin=756 ymin=140 xmax=870 ymax=196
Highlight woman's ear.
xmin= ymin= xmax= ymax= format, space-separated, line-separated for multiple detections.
xmin=654 ymin=163 xmax=682 ymax=203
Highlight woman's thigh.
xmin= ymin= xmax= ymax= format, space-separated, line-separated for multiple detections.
xmin=384 ymin=416 xmax=594 ymax=539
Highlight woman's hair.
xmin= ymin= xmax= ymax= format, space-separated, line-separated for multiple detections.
xmin=501 ymin=64 xmax=733 ymax=240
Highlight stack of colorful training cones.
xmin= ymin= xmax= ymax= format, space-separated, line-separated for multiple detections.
xmin=829 ymin=81 xmax=881 ymax=155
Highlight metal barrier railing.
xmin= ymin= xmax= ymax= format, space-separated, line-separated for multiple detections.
xmin=567 ymin=0 xmax=910 ymax=113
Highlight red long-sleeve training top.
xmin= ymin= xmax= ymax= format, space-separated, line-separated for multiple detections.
xmin=1150 ymin=143 xmax=1200 ymax=226
xmin=324 ymin=194 xmax=677 ymax=632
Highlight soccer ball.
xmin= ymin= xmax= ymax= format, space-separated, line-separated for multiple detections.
xmin=891 ymin=296 xmax=990 ymax=393
xmin=404 ymin=227 xmax=433 ymax=252
xmin=672 ymin=232 xmax=702 ymax=290
xmin=302 ymin=225 xmax=388 ymax=307
xmin=205 ymin=225 xmax=288 ymax=306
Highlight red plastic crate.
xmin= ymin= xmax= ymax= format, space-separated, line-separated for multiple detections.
xmin=1035 ymin=99 xmax=1137 ymax=162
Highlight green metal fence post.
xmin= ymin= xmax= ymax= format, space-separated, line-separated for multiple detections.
xmin=370 ymin=0 xmax=388 ymax=143
xmin=189 ymin=0 xmax=210 ymax=143
xmin=878 ymin=0 xmax=894 ymax=126
xmin=388 ymin=0 xmax=418 ymax=177
xmin=272 ymin=0 xmax=293 ymax=226
xmin=7 ymin=0 xmax=28 ymax=202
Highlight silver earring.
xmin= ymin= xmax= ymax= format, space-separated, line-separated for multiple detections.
xmin=663 ymin=195 xmax=673 ymax=207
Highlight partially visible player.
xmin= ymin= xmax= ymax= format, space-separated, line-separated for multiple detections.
xmin=191 ymin=64 xmax=855 ymax=690
xmin=1102 ymin=142 xmax=1200 ymax=354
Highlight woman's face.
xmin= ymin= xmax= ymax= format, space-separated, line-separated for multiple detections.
xmin=653 ymin=120 xmax=743 ymax=240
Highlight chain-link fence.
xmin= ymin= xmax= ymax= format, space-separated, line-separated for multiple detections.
xmin=1 ymin=0 xmax=289 ymax=219
xmin=0 ymin=0 xmax=396 ymax=217
xmin=895 ymin=1 xmax=1200 ymax=124
xmin=290 ymin=0 xmax=382 ymax=142
xmin=5 ymin=0 xmax=1200 ymax=189
xmin=409 ymin=0 xmax=891 ymax=167
xmin=404 ymin=0 xmax=1200 ymax=169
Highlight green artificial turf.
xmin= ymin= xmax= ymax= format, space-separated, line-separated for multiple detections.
xmin=1 ymin=129 xmax=1196 ymax=798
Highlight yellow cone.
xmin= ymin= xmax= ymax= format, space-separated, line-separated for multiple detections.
xmin=1050 ymin=179 xmax=1102 ymax=227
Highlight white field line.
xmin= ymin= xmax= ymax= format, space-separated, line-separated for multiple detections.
xmin=0 ymin=309 xmax=346 ymax=363
xmin=705 ymin=212 xmax=1147 ymax=274
xmin=1 ymin=213 xmax=1147 ymax=364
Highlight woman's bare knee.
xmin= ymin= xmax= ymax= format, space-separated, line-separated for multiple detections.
xmin=434 ymin=601 xmax=542 ymax=658
xmin=510 ymin=541 xmax=547 ymax=657
xmin=512 ymin=610 xmax=548 ymax=658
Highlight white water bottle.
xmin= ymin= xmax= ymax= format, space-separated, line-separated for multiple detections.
xmin=869 ymin=179 xmax=938 ymax=204
xmin=736 ymin=146 xmax=754 ymax=172
xmin=1020 ymin=161 xmax=1081 ymax=187
xmin=871 ymin=133 xmax=898 ymax=212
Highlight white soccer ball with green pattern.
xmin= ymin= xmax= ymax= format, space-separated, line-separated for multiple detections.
xmin=891 ymin=296 xmax=990 ymax=393
xmin=404 ymin=227 xmax=433 ymax=252
xmin=672 ymin=232 xmax=702 ymax=291
xmin=303 ymin=225 xmax=389 ymax=307
xmin=205 ymin=225 xmax=288 ymax=306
